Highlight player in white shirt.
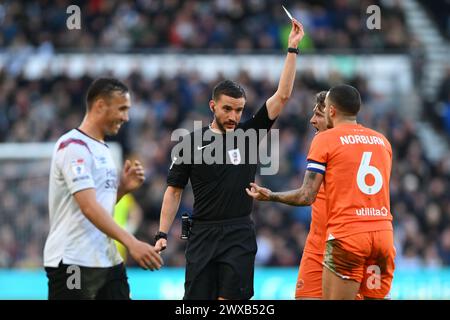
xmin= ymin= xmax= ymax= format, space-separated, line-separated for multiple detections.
xmin=44 ymin=78 xmax=163 ymax=300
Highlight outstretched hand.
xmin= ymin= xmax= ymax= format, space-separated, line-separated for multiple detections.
xmin=288 ymin=18 xmax=305 ymax=48
xmin=128 ymin=238 xmax=163 ymax=271
xmin=245 ymin=182 xmax=272 ymax=201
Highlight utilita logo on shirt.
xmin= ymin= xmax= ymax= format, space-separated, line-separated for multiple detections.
xmin=355 ymin=207 xmax=389 ymax=217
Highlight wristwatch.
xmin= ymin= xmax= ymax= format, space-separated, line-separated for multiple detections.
xmin=287 ymin=47 xmax=299 ymax=54
xmin=154 ymin=231 xmax=168 ymax=241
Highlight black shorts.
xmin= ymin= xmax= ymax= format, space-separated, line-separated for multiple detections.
xmin=183 ymin=216 xmax=257 ymax=300
xmin=45 ymin=261 xmax=130 ymax=300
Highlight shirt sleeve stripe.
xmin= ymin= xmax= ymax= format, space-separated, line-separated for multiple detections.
xmin=307 ymin=159 xmax=327 ymax=167
xmin=307 ymin=162 xmax=326 ymax=173
xmin=57 ymin=138 xmax=92 ymax=154
xmin=306 ymin=167 xmax=325 ymax=174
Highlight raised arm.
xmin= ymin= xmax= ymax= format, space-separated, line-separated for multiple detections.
xmin=246 ymin=170 xmax=323 ymax=206
xmin=266 ymin=18 xmax=305 ymax=120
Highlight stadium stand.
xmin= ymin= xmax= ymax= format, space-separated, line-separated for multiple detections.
xmin=1 ymin=0 xmax=410 ymax=52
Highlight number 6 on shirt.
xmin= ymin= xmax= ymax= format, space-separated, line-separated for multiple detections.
xmin=356 ymin=151 xmax=383 ymax=195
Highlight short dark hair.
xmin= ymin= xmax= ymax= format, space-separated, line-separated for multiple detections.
xmin=86 ymin=78 xmax=129 ymax=110
xmin=212 ymin=80 xmax=246 ymax=101
xmin=327 ymin=84 xmax=361 ymax=115
xmin=315 ymin=91 xmax=327 ymax=112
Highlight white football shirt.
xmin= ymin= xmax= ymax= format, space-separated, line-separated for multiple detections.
xmin=44 ymin=129 xmax=123 ymax=267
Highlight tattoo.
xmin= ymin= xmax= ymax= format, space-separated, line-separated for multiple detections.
xmin=270 ymin=170 xmax=322 ymax=206
xmin=270 ymin=190 xmax=301 ymax=206
xmin=304 ymin=171 xmax=318 ymax=188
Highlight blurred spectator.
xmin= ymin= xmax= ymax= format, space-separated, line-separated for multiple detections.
xmin=417 ymin=0 xmax=450 ymax=39
xmin=437 ymin=69 xmax=450 ymax=135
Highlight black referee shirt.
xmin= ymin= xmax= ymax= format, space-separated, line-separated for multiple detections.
xmin=167 ymin=102 xmax=276 ymax=221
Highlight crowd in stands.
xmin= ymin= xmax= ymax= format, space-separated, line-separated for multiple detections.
xmin=1 ymin=0 xmax=410 ymax=52
xmin=418 ymin=0 xmax=450 ymax=40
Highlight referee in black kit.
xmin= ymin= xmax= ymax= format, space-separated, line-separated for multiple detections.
xmin=155 ymin=19 xmax=305 ymax=300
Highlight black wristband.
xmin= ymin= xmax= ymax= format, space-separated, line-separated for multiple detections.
xmin=287 ymin=47 xmax=299 ymax=54
xmin=154 ymin=231 xmax=168 ymax=241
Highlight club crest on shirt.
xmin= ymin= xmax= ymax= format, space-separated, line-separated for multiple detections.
xmin=71 ymin=158 xmax=86 ymax=176
xmin=227 ymin=148 xmax=241 ymax=165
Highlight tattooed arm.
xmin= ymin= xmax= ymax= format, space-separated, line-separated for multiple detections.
xmin=246 ymin=171 xmax=323 ymax=206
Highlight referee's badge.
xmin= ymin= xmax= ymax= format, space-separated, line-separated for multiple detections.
xmin=228 ymin=148 xmax=241 ymax=165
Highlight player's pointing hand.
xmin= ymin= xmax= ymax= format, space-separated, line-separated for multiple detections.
xmin=246 ymin=182 xmax=273 ymax=201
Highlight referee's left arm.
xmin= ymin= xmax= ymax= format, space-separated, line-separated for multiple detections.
xmin=266 ymin=18 xmax=304 ymax=120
